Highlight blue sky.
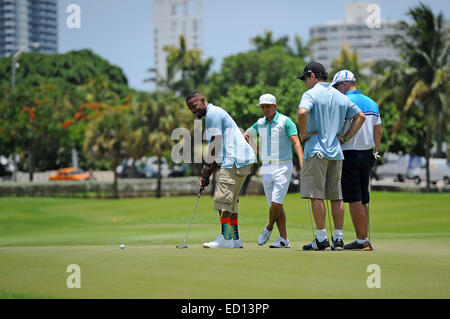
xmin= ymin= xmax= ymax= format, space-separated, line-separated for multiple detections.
xmin=58 ymin=0 xmax=450 ymax=91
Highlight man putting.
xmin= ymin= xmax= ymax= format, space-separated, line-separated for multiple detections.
xmin=244 ymin=93 xmax=303 ymax=248
xmin=185 ymin=90 xmax=255 ymax=249
xmin=332 ymin=70 xmax=382 ymax=251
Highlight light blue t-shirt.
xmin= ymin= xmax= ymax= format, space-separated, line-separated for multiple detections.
xmin=249 ymin=111 xmax=298 ymax=161
xmin=205 ymin=103 xmax=256 ymax=168
xmin=298 ymin=82 xmax=361 ymax=160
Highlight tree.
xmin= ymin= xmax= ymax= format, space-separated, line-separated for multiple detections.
xmin=146 ymin=35 xmax=213 ymax=96
xmin=206 ymin=46 xmax=306 ymax=101
xmin=0 ymin=50 xmax=129 ymax=96
xmin=250 ymin=30 xmax=290 ymax=52
xmin=127 ymin=91 xmax=190 ymax=197
xmin=291 ymin=34 xmax=323 ymax=61
xmin=0 ymin=50 xmax=132 ymax=175
xmin=0 ymin=84 xmax=71 ymax=181
xmin=330 ymin=44 xmax=369 ymax=83
xmin=146 ymin=93 xmax=189 ymax=197
xmin=83 ymin=106 xmax=132 ymax=198
xmin=382 ymin=3 xmax=450 ymax=191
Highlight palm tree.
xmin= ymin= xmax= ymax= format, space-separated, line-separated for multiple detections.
xmin=331 ymin=44 xmax=369 ymax=82
xmin=291 ymin=35 xmax=322 ymax=61
xmin=148 ymin=93 xmax=190 ymax=197
xmin=250 ymin=30 xmax=290 ymax=52
xmin=377 ymin=3 xmax=449 ymax=191
xmin=84 ymin=106 xmax=132 ymax=198
xmin=145 ymin=35 xmax=213 ymax=96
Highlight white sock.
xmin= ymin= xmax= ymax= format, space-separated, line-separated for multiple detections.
xmin=317 ymin=229 xmax=327 ymax=242
xmin=334 ymin=229 xmax=343 ymax=240
xmin=365 ymin=237 xmax=369 ymax=242
xmin=356 ymin=238 xmax=365 ymax=244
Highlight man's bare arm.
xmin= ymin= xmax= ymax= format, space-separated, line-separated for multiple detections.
xmin=337 ymin=111 xmax=366 ymax=144
xmin=289 ymin=135 xmax=303 ymax=169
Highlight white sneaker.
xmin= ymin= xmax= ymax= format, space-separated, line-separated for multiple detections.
xmin=269 ymin=237 xmax=291 ymax=248
xmin=203 ymin=234 xmax=234 ymax=248
xmin=233 ymin=238 xmax=243 ymax=248
xmin=257 ymin=224 xmax=272 ymax=245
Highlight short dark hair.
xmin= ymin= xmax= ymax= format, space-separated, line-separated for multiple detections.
xmin=185 ymin=90 xmax=200 ymax=102
xmin=315 ymin=72 xmax=328 ymax=81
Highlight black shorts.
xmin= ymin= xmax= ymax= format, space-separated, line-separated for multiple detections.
xmin=341 ymin=149 xmax=375 ymax=204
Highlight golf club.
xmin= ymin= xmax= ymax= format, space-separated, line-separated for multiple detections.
xmin=176 ymin=187 xmax=203 ymax=249
xmin=307 ymin=199 xmax=315 ymax=240
xmin=368 ymin=178 xmax=372 ymax=245
xmin=325 ymin=200 xmax=334 ymax=243
xmin=368 ymin=203 xmax=371 ymax=243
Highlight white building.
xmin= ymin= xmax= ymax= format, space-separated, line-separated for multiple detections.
xmin=309 ymin=2 xmax=400 ymax=72
xmin=153 ymin=0 xmax=202 ymax=79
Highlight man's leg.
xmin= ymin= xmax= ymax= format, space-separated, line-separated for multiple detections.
xmin=331 ymin=199 xmax=344 ymax=230
xmin=267 ymin=202 xmax=283 ymax=231
xmin=206 ymin=167 xmax=240 ymax=248
xmin=310 ymin=198 xmax=327 ymax=241
xmin=362 ymin=203 xmax=369 ymax=240
xmin=275 ymin=206 xmax=287 ymax=240
xmin=348 ymin=201 xmax=367 ymax=240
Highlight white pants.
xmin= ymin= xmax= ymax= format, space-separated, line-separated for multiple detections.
xmin=262 ymin=161 xmax=293 ymax=206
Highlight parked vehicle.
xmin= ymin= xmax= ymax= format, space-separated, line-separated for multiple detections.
xmin=49 ymin=167 xmax=91 ymax=181
xmin=410 ymin=159 xmax=450 ymax=185
xmin=168 ymin=164 xmax=190 ymax=177
xmin=374 ymin=153 xmax=424 ymax=182
xmin=146 ymin=156 xmax=170 ymax=178
xmin=116 ymin=156 xmax=170 ymax=178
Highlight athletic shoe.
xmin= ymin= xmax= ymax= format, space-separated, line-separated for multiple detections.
xmin=233 ymin=238 xmax=243 ymax=249
xmin=331 ymin=238 xmax=344 ymax=251
xmin=302 ymin=238 xmax=331 ymax=251
xmin=257 ymin=224 xmax=272 ymax=245
xmin=269 ymin=237 xmax=290 ymax=248
xmin=203 ymin=234 xmax=234 ymax=248
xmin=343 ymin=240 xmax=372 ymax=251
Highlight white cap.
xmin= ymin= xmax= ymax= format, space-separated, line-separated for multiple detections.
xmin=331 ymin=70 xmax=356 ymax=86
xmin=257 ymin=93 xmax=276 ymax=106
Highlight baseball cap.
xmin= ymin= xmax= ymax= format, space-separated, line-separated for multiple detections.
xmin=331 ymin=70 xmax=356 ymax=86
xmin=297 ymin=62 xmax=326 ymax=80
xmin=257 ymin=93 xmax=276 ymax=106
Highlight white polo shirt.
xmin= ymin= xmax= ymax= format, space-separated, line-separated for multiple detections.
xmin=340 ymin=90 xmax=382 ymax=151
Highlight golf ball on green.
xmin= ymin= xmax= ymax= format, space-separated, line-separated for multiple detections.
xmin=120 ymin=244 xmax=125 ymax=249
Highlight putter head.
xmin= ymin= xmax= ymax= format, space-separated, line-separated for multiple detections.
xmin=176 ymin=244 xmax=188 ymax=249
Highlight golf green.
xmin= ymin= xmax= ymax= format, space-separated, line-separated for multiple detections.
xmin=0 ymin=192 xmax=449 ymax=298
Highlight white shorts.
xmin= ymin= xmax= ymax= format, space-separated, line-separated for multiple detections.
xmin=262 ymin=161 xmax=293 ymax=206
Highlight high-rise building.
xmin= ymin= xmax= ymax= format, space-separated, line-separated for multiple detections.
xmin=153 ymin=0 xmax=202 ymax=79
xmin=309 ymin=2 xmax=399 ymax=71
xmin=0 ymin=0 xmax=58 ymax=58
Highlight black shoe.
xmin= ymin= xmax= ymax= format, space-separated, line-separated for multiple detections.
xmin=303 ymin=238 xmax=331 ymax=251
xmin=331 ymin=238 xmax=344 ymax=251
xmin=343 ymin=240 xmax=372 ymax=251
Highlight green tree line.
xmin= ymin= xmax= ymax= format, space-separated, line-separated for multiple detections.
xmin=0 ymin=3 xmax=448 ymax=195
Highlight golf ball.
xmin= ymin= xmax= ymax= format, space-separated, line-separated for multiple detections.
xmin=120 ymin=244 xmax=125 ymax=249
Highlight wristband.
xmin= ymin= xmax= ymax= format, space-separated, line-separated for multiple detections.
xmin=342 ymin=135 xmax=347 ymax=143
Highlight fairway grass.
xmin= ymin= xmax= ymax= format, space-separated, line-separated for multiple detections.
xmin=0 ymin=192 xmax=449 ymax=299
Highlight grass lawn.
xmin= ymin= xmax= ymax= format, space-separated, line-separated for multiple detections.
xmin=0 ymin=192 xmax=449 ymax=299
